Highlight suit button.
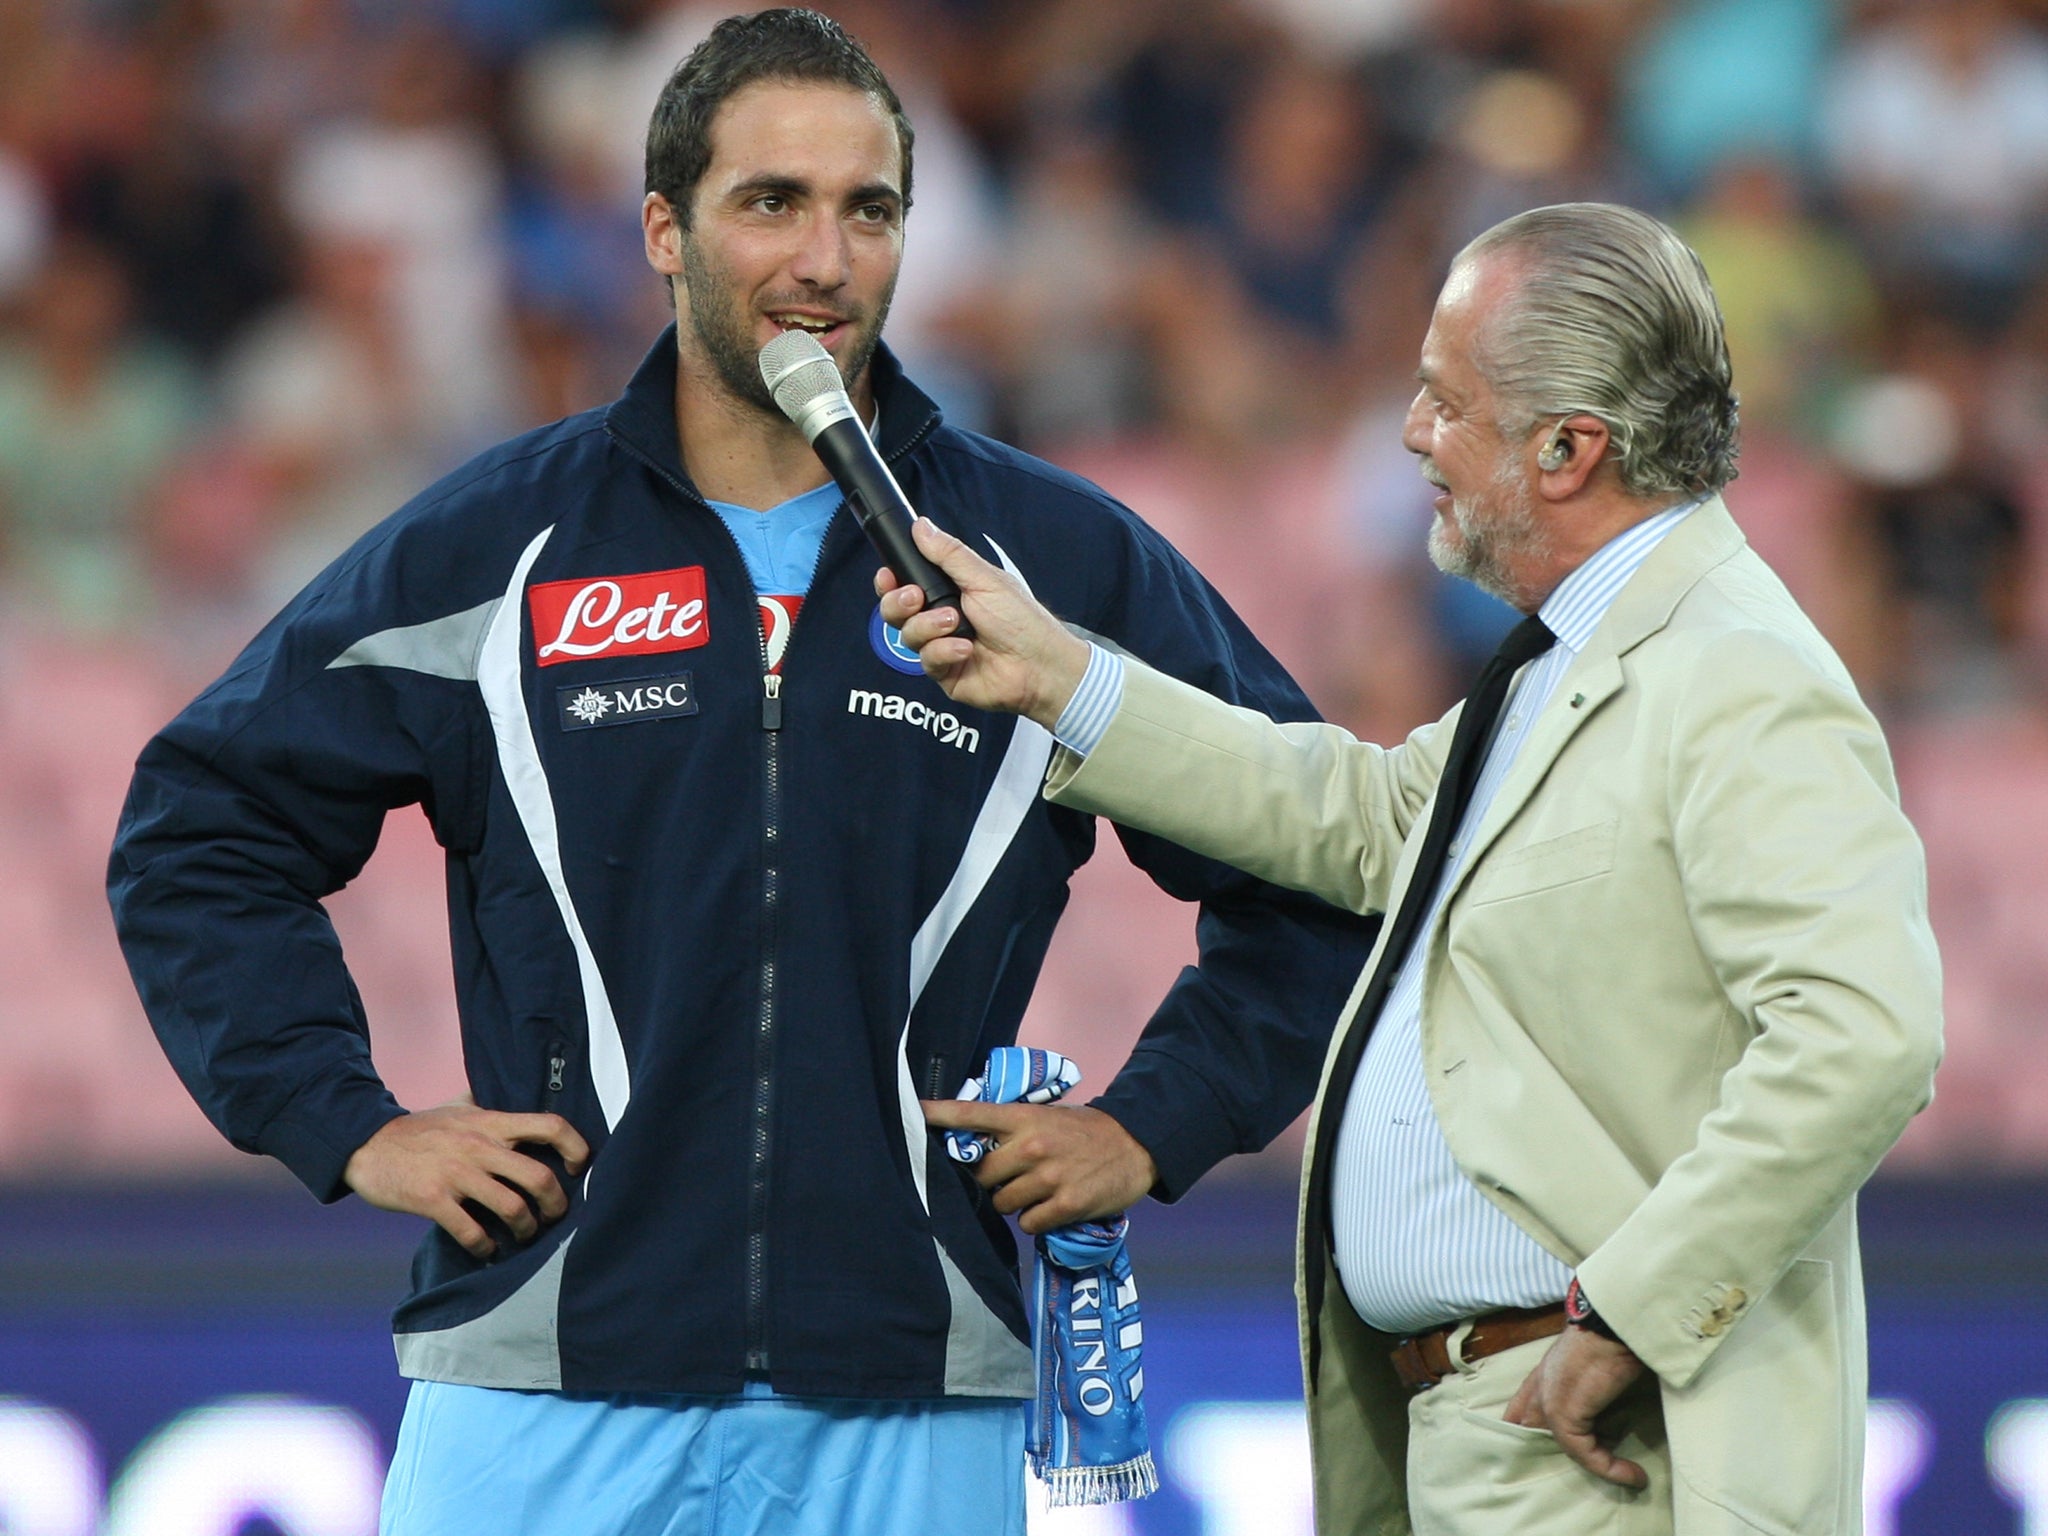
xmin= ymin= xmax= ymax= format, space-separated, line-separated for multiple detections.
xmin=1697 ymin=1286 xmax=1749 ymax=1337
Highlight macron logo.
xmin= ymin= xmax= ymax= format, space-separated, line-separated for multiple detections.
xmin=847 ymin=689 xmax=981 ymax=753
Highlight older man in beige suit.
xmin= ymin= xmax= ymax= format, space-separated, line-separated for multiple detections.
xmin=890 ymin=203 xmax=1943 ymax=1535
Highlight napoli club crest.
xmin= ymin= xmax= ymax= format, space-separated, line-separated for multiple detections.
xmin=869 ymin=604 xmax=926 ymax=676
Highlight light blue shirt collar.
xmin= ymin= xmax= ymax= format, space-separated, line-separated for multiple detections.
xmin=1536 ymin=496 xmax=1704 ymax=655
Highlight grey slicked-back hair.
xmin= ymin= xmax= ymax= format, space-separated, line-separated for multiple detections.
xmin=1456 ymin=203 xmax=1740 ymax=497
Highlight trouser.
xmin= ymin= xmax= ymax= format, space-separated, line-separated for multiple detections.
xmin=380 ymin=1380 xmax=1027 ymax=1536
xmin=1405 ymin=1331 xmax=1672 ymax=1536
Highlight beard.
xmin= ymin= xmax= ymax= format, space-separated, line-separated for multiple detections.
xmin=677 ymin=230 xmax=896 ymax=415
xmin=1426 ymin=451 xmax=1554 ymax=609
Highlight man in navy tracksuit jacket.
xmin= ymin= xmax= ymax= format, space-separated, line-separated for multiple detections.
xmin=109 ymin=10 xmax=1371 ymax=1530
xmin=111 ymin=324 xmax=1361 ymax=1381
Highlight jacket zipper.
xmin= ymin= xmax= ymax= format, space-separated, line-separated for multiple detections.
xmin=544 ymin=1039 xmax=567 ymax=1109
xmin=602 ymin=403 xmax=939 ymax=1379
xmin=748 ymin=660 xmax=782 ymax=1373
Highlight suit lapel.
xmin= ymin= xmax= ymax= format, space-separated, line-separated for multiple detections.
xmin=1442 ymin=499 xmax=1748 ymax=902
xmin=1446 ymin=655 xmax=1622 ymax=885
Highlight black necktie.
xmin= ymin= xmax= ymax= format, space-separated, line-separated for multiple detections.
xmin=1304 ymin=612 xmax=1556 ymax=1381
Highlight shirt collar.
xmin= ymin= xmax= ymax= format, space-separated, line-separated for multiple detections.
xmin=1537 ymin=495 xmax=1705 ymax=654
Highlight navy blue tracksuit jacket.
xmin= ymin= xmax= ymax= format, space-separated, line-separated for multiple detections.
xmin=109 ymin=332 xmax=1373 ymax=1400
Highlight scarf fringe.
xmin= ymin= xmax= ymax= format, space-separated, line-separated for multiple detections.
xmin=1031 ymin=1451 xmax=1160 ymax=1507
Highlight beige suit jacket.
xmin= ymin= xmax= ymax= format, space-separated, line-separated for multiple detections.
xmin=1045 ymin=501 xmax=1943 ymax=1536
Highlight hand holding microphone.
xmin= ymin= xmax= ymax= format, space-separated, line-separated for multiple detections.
xmin=759 ymin=331 xmax=971 ymax=636
xmin=874 ymin=519 xmax=1093 ymax=730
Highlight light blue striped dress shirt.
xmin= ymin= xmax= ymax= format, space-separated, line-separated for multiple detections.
xmin=1054 ymin=643 xmax=1127 ymax=754
xmin=1052 ymin=501 xmax=1697 ymax=1333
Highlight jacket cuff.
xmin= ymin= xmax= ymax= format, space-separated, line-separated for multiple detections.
xmin=253 ymin=1068 xmax=408 ymax=1204
xmin=1573 ymin=1242 xmax=1729 ymax=1387
xmin=1091 ymin=1049 xmax=1244 ymax=1203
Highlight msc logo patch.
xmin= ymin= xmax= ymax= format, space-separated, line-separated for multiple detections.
xmin=558 ymin=672 xmax=699 ymax=731
xmin=868 ymin=604 xmax=925 ymax=676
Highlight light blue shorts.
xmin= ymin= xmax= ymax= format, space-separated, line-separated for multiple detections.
xmin=380 ymin=1380 xmax=1027 ymax=1536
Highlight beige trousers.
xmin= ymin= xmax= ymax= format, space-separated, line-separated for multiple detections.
xmin=1405 ymin=1331 xmax=1674 ymax=1536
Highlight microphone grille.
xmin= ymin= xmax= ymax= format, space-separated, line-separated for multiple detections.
xmin=758 ymin=330 xmax=846 ymax=421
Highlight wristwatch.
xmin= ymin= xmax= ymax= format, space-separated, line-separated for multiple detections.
xmin=1564 ymin=1277 xmax=1621 ymax=1342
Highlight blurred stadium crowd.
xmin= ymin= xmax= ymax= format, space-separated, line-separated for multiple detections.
xmin=3 ymin=0 xmax=2047 ymax=1179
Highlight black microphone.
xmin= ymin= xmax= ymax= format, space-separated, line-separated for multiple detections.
xmin=758 ymin=330 xmax=972 ymax=637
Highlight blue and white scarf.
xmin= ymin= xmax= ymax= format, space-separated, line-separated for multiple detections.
xmin=946 ymin=1047 xmax=1158 ymax=1507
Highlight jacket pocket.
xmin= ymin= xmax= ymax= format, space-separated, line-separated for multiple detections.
xmin=1465 ymin=820 xmax=1617 ymax=907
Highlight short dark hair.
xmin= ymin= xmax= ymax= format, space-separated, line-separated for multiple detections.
xmin=643 ymin=8 xmax=914 ymax=225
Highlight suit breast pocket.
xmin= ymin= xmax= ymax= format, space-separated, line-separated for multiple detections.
xmin=1464 ymin=821 xmax=1617 ymax=907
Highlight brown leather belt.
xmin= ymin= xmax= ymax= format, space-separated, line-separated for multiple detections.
xmin=1389 ymin=1302 xmax=1567 ymax=1393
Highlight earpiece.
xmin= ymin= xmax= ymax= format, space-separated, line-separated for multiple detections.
xmin=1538 ymin=432 xmax=1570 ymax=471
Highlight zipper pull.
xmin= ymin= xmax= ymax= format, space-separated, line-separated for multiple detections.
xmin=762 ymin=673 xmax=783 ymax=731
xmin=547 ymin=1056 xmax=566 ymax=1094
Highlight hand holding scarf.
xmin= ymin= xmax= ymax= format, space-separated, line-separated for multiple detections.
xmin=945 ymin=1046 xmax=1158 ymax=1507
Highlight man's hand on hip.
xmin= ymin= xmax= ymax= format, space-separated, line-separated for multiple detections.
xmin=874 ymin=518 xmax=1091 ymax=729
xmin=920 ymin=1099 xmax=1157 ymax=1235
xmin=344 ymin=1100 xmax=590 ymax=1260
xmin=1501 ymin=1324 xmax=1651 ymax=1489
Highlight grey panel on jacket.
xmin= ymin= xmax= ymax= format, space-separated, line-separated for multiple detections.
xmin=394 ymin=1236 xmax=571 ymax=1390
xmin=938 ymin=1242 xmax=1033 ymax=1398
xmin=329 ymin=598 xmax=502 ymax=681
